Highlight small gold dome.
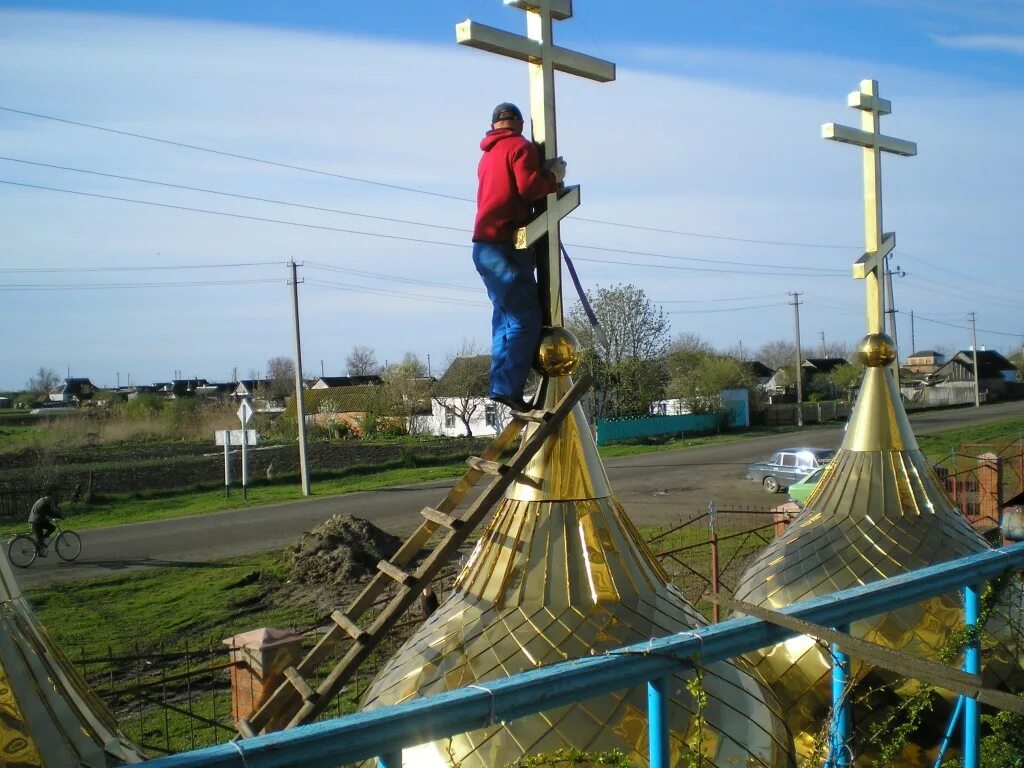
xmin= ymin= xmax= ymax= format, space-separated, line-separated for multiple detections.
xmin=856 ymin=332 xmax=897 ymax=367
xmin=536 ymin=326 xmax=580 ymax=376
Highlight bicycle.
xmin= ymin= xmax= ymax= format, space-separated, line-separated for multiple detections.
xmin=8 ymin=526 xmax=82 ymax=568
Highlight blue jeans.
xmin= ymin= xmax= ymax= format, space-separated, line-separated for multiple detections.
xmin=472 ymin=242 xmax=542 ymax=399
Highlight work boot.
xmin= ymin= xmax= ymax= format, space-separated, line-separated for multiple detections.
xmin=492 ymin=394 xmax=533 ymax=413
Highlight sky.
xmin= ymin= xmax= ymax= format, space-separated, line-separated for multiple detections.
xmin=2 ymin=0 xmax=1023 ymax=390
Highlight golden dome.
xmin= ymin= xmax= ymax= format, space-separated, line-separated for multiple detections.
xmin=856 ymin=332 xmax=897 ymax=367
xmin=536 ymin=326 xmax=581 ymax=376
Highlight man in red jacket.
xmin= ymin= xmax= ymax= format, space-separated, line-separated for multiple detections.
xmin=473 ymin=102 xmax=566 ymax=413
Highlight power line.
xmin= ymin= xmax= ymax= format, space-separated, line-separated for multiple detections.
xmin=1 ymin=105 xmax=864 ymax=250
xmin=0 ymin=261 xmax=284 ymax=273
xmin=666 ymin=302 xmax=786 ymax=314
xmin=0 ymin=155 xmax=470 ymax=235
xmin=304 ymin=279 xmax=488 ymax=308
xmin=0 ymin=180 xmax=849 ymax=276
xmin=654 ymin=293 xmax=784 ymax=303
xmin=903 ymin=311 xmax=1022 ymax=338
xmin=572 ymin=254 xmax=845 ymax=277
xmin=0 ymin=106 xmax=471 ymax=203
xmin=0 ymin=278 xmax=281 ymax=290
xmin=304 ymin=261 xmax=479 ymax=293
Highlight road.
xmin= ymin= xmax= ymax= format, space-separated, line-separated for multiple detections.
xmin=16 ymin=400 xmax=1023 ymax=588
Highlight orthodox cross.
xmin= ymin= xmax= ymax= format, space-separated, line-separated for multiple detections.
xmin=457 ymin=1 xmax=615 ymax=326
xmin=822 ymin=79 xmax=916 ymax=334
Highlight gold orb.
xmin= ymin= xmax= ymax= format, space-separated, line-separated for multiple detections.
xmin=856 ymin=332 xmax=897 ymax=367
xmin=536 ymin=326 xmax=580 ymax=376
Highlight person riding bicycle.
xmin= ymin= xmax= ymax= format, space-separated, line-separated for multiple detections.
xmin=28 ymin=494 xmax=62 ymax=557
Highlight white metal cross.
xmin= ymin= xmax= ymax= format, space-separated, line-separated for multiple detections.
xmin=823 ymin=79 xmax=916 ymax=334
xmin=456 ymin=0 xmax=615 ymax=326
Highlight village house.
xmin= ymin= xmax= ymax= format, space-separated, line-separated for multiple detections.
xmin=48 ymin=377 xmax=97 ymax=404
xmin=427 ymin=355 xmax=510 ymax=437
xmin=906 ymin=350 xmax=945 ymax=375
xmin=931 ymin=349 xmax=1019 ymax=399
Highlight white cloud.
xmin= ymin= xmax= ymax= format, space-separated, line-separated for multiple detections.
xmin=932 ymin=34 xmax=1024 ymax=55
xmin=0 ymin=8 xmax=1022 ymax=389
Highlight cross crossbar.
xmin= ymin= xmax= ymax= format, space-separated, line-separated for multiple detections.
xmin=455 ymin=21 xmax=614 ymax=82
xmin=853 ymin=231 xmax=895 ymax=281
xmin=822 ymin=123 xmax=917 ymax=157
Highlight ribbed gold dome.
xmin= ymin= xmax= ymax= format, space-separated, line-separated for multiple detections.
xmin=732 ymin=337 xmax=1024 ymax=761
xmin=0 ymin=552 xmax=145 ymax=766
xmin=361 ymin=362 xmax=795 ymax=766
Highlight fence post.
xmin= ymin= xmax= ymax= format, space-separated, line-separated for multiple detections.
xmin=963 ymin=583 xmax=982 ymax=768
xmin=977 ymin=452 xmax=1003 ymax=529
xmin=647 ymin=677 xmax=670 ymax=768
xmin=829 ymin=624 xmax=852 ymax=768
xmin=708 ymin=502 xmax=720 ymax=624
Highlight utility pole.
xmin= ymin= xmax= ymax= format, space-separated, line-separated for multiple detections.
xmin=969 ymin=312 xmax=980 ymax=408
xmin=320 ymin=359 xmax=325 ymax=378
xmin=909 ymin=310 xmax=915 ymax=357
xmin=116 ymin=372 xmax=120 ymax=389
xmin=790 ymin=292 xmax=804 ymax=427
xmin=289 ymin=261 xmax=311 ymax=495
xmin=737 ymin=340 xmax=744 ymax=360
xmin=884 ymin=255 xmax=903 ymax=389
xmin=427 ymin=353 xmax=432 ymax=378
xmin=819 ymin=331 xmax=826 ymax=358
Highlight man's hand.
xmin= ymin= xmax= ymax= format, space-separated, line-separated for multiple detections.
xmin=543 ymin=156 xmax=567 ymax=184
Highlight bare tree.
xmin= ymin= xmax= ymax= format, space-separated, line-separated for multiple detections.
xmin=26 ymin=367 xmax=60 ymax=395
xmin=567 ymin=283 xmax=671 ymax=419
xmin=266 ymin=356 xmax=296 ymax=400
xmin=756 ymin=340 xmax=797 ymax=370
xmin=433 ymin=341 xmax=489 ymax=436
xmin=346 ymin=345 xmax=380 ymax=377
xmin=366 ymin=353 xmax=431 ymax=435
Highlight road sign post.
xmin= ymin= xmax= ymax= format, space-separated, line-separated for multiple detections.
xmin=238 ymin=401 xmax=253 ymax=501
xmin=223 ymin=430 xmax=231 ymax=497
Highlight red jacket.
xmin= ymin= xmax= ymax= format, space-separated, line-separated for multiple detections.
xmin=473 ymin=128 xmax=558 ymax=243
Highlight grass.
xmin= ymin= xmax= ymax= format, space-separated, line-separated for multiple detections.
xmin=28 ymin=551 xmax=310 ymax=650
xmin=917 ymin=416 xmax=1024 ymax=462
xmin=0 ymin=462 xmax=468 ymax=537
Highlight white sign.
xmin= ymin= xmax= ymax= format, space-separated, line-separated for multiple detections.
xmin=216 ymin=429 xmax=259 ymax=446
xmin=237 ymin=400 xmax=254 ymax=427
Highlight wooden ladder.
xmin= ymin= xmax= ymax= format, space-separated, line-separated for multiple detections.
xmin=238 ymin=374 xmax=592 ymax=736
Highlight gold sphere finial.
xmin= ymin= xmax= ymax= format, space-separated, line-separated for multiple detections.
xmin=536 ymin=326 xmax=581 ymax=376
xmin=856 ymin=332 xmax=897 ymax=367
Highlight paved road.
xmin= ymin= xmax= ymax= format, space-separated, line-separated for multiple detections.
xmin=16 ymin=400 xmax=1023 ymax=588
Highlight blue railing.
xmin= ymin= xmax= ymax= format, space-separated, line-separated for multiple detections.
xmin=139 ymin=543 xmax=1024 ymax=768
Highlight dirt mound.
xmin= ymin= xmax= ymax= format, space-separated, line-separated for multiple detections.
xmin=290 ymin=514 xmax=401 ymax=586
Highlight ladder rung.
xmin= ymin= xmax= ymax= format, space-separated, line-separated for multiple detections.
xmin=513 ymin=409 xmax=550 ymax=423
xmin=331 ymin=610 xmax=369 ymax=642
xmin=466 ymin=456 xmax=505 ymax=476
xmin=377 ymin=559 xmax=417 ymax=586
xmin=420 ymin=506 xmax=463 ymax=530
xmin=236 ymin=718 xmax=256 ymax=739
xmin=284 ymin=668 xmax=316 ymax=702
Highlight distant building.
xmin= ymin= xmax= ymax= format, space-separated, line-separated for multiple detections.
xmin=742 ymin=361 xmax=776 ymax=389
xmin=48 ymin=378 xmax=97 ymax=404
xmin=906 ymin=350 xmax=945 ymax=375
xmin=310 ymin=375 xmax=382 ymax=389
xmin=932 ymin=349 xmax=1018 ymax=398
xmin=428 ymin=355 xmax=504 ymax=437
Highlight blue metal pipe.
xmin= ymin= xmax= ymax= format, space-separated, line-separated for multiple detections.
xmin=647 ymin=677 xmax=670 ymax=768
xmin=136 ymin=543 xmax=1024 ymax=768
xmin=963 ymin=583 xmax=981 ymax=768
xmin=829 ymin=624 xmax=851 ymax=768
xmin=933 ymin=695 xmax=964 ymax=768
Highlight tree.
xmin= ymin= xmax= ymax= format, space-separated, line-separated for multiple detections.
xmin=666 ymin=332 xmax=715 ymax=380
xmin=756 ymin=340 xmax=797 ymax=370
xmin=432 ymin=342 xmax=489 ymax=437
xmin=346 ymin=345 xmax=380 ymax=377
xmin=365 ymin=353 xmax=431 ymax=435
xmin=567 ymin=284 xmax=671 ymax=419
xmin=26 ymin=367 xmax=60 ymax=395
xmin=266 ymin=356 xmax=296 ymax=400
xmin=668 ymin=355 xmax=756 ymax=417
xmin=830 ymin=362 xmax=864 ymax=400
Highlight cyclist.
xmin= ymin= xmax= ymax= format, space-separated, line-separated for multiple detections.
xmin=28 ymin=494 xmax=62 ymax=557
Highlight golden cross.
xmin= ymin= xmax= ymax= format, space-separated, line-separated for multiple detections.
xmin=456 ymin=0 xmax=615 ymax=326
xmin=822 ymin=79 xmax=916 ymax=334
